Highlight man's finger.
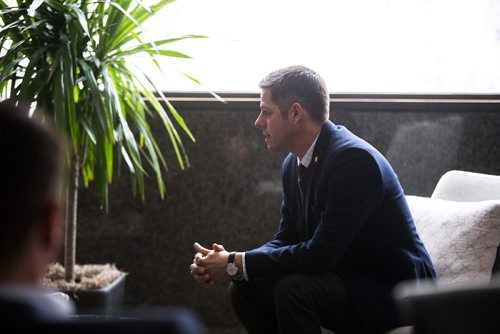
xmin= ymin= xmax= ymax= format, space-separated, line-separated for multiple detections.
xmin=194 ymin=242 xmax=211 ymax=256
xmin=193 ymin=273 xmax=211 ymax=284
xmin=194 ymin=252 xmax=203 ymax=262
xmin=190 ymin=263 xmax=205 ymax=275
xmin=194 ymin=253 xmax=205 ymax=266
xmin=213 ymin=243 xmax=225 ymax=252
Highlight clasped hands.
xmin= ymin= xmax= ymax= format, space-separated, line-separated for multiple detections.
xmin=190 ymin=242 xmax=231 ymax=287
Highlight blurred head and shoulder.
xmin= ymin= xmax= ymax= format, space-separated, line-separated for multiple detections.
xmin=0 ymin=102 xmax=205 ymax=333
xmin=0 ymin=101 xmax=71 ymax=321
xmin=0 ymin=101 xmax=63 ymax=285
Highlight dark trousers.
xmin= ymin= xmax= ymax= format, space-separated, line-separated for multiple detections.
xmin=229 ymin=273 xmax=368 ymax=334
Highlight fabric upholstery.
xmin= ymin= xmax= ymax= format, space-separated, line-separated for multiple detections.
xmin=431 ymin=170 xmax=500 ymax=273
xmin=406 ymin=195 xmax=500 ymax=287
xmin=431 ymin=170 xmax=500 ymax=202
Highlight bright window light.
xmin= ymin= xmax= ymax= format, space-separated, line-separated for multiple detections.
xmin=133 ymin=0 xmax=500 ymax=93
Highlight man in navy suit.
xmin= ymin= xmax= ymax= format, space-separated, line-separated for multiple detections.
xmin=190 ymin=66 xmax=436 ymax=333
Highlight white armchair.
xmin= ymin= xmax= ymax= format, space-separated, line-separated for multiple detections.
xmin=394 ymin=170 xmax=500 ymax=334
xmin=431 ymin=170 xmax=500 ymax=202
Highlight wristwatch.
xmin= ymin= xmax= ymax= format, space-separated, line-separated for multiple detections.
xmin=226 ymin=251 xmax=239 ymax=277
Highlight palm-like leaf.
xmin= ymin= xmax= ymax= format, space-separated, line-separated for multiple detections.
xmin=0 ymin=0 xmax=204 ymax=281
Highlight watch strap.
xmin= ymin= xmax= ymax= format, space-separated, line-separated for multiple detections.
xmin=228 ymin=251 xmax=236 ymax=264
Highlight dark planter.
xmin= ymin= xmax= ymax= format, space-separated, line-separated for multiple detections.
xmin=65 ymin=274 xmax=127 ymax=315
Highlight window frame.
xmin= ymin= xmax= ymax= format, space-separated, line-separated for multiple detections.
xmin=166 ymin=93 xmax=500 ymax=112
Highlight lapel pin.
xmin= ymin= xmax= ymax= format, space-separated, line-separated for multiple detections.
xmin=314 ymin=156 xmax=318 ymax=163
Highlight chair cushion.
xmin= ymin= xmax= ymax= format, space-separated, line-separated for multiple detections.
xmin=406 ymin=196 xmax=500 ymax=287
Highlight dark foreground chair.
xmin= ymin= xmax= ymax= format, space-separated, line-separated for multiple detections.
xmin=3 ymin=307 xmax=205 ymax=334
xmin=395 ymin=278 xmax=500 ymax=334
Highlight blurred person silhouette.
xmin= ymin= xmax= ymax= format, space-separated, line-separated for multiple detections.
xmin=0 ymin=101 xmax=204 ymax=334
xmin=0 ymin=101 xmax=72 ymax=324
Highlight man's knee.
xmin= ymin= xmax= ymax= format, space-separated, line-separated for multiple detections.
xmin=274 ymin=274 xmax=310 ymax=304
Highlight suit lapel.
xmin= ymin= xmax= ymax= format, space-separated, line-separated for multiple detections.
xmin=302 ymin=121 xmax=335 ymax=238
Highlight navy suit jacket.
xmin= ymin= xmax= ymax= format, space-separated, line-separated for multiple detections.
xmin=245 ymin=121 xmax=436 ymax=331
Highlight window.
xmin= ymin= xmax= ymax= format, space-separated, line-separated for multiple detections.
xmin=134 ymin=0 xmax=500 ymax=93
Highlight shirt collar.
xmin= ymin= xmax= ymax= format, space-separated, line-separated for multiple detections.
xmin=297 ymin=134 xmax=319 ymax=168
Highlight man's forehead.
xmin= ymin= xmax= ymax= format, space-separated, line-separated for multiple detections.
xmin=260 ymin=89 xmax=272 ymax=104
xmin=260 ymin=98 xmax=271 ymax=109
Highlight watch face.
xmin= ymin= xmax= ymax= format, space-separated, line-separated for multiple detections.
xmin=226 ymin=262 xmax=238 ymax=276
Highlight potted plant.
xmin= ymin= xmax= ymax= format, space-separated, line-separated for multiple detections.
xmin=0 ymin=0 xmax=203 ymax=312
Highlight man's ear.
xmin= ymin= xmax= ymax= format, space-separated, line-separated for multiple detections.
xmin=39 ymin=201 xmax=63 ymax=259
xmin=290 ymin=102 xmax=305 ymax=124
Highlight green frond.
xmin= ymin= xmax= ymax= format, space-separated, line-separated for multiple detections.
xmin=0 ymin=0 xmax=204 ymax=209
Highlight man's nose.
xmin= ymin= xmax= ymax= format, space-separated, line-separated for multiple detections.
xmin=255 ymin=113 xmax=264 ymax=128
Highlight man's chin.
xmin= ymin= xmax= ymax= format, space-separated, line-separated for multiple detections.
xmin=266 ymin=144 xmax=278 ymax=152
xmin=264 ymin=140 xmax=280 ymax=152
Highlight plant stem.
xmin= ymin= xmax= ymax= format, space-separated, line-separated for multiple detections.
xmin=64 ymin=150 xmax=80 ymax=282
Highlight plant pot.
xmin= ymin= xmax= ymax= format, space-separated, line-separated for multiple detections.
xmin=65 ymin=274 xmax=127 ymax=315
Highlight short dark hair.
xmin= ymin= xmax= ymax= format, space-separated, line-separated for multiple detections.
xmin=259 ymin=65 xmax=330 ymax=123
xmin=0 ymin=102 xmax=62 ymax=268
